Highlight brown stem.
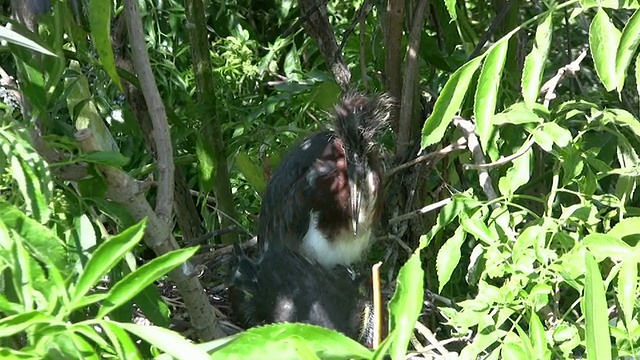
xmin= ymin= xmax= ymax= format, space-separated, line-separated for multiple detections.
xmin=396 ymin=0 xmax=428 ymax=158
xmin=75 ymin=129 xmax=224 ymax=340
xmin=384 ymin=0 xmax=405 ymax=132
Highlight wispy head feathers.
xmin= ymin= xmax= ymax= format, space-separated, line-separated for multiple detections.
xmin=332 ymin=91 xmax=395 ymax=155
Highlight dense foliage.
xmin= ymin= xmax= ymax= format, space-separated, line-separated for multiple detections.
xmin=0 ymin=0 xmax=640 ymax=359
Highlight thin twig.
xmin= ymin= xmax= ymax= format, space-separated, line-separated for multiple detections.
xmin=540 ymin=49 xmax=588 ymax=108
xmin=414 ymin=321 xmax=450 ymax=356
xmin=386 ymin=137 xmax=467 ymax=177
xmin=464 ymin=136 xmax=535 ymax=170
xmin=125 ymin=0 xmax=175 ymax=224
xmin=452 ymin=116 xmax=499 ymax=203
xmin=389 ymin=198 xmax=452 ymax=224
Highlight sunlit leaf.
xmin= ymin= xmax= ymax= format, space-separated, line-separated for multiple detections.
xmin=89 ymin=0 xmax=122 ymax=90
xmin=589 ymin=9 xmax=621 ymax=91
xmin=421 ymin=57 xmax=483 ymax=149
xmin=98 ymin=247 xmax=198 ymax=318
xmin=475 ymin=39 xmax=508 ymax=156
xmin=71 ymin=220 xmax=147 ymax=309
xmin=583 ymin=251 xmax=612 ymax=360
xmin=522 ymin=13 xmax=553 ymax=106
xmin=616 ymin=10 xmax=640 ymax=91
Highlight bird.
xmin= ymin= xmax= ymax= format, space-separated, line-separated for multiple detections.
xmin=258 ymin=92 xmax=393 ymax=269
xmin=228 ymin=240 xmax=384 ymax=348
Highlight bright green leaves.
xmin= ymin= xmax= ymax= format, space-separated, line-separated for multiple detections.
xmin=521 ymin=13 xmax=553 ymax=106
xmin=583 ymin=252 xmax=613 ymax=360
xmin=386 ymin=252 xmax=425 ymax=360
xmin=587 ymin=7 xmax=640 ymax=94
xmin=0 ymin=126 xmax=53 ymax=224
xmin=421 ymin=57 xmax=483 ymax=148
xmin=590 ymin=9 xmax=621 ymax=92
xmin=474 ymin=39 xmax=509 ymax=155
xmin=615 ymin=10 xmax=640 ymax=91
xmin=89 ymin=0 xmax=122 ymax=91
xmin=71 ymin=220 xmax=147 ymax=309
xmin=206 ymin=323 xmax=373 ymax=359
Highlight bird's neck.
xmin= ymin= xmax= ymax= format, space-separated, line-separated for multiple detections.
xmin=301 ymin=213 xmax=373 ymax=269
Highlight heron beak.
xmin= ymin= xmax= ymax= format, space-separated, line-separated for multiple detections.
xmin=347 ymin=161 xmax=363 ymax=235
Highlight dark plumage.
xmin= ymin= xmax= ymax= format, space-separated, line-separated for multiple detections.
xmin=228 ymin=241 xmax=381 ymax=347
xmin=258 ymin=92 xmax=393 ymax=268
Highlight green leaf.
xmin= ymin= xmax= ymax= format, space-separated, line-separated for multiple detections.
xmin=236 ymin=152 xmax=266 ymax=194
xmin=421 ymin=57 xmax=483 ymax=149
xmin=616 ymin=10 xmax=640 ymax=91
xmin=529 ymin=311 xmax=550 ymax=359
xmin=581 ymin=0 xmax=640 ymax=9
xmin=460 ymin=212 xmax=496 ymax=245
xmin=493 ymin=102 xmax=542 ymax=125
xmin=589 ymin=9 xmax=621 ymax=91
xmin=81 ymin=151 xmax=130 ymax=167
xmin=498 ymin=145 xmax=532 ymax=197
xmin=583 ymin=233 xmax=633 ymax=261
xmin=133 ymin=285 xmax=171 ymax=328
xmin=522 ymin=13 xmax=553 ymax=106
xmin=583 ymin=251 xmax=612 ymax=360
xmin=98 ymin=247 xmax=197 ymax=318
xmin=475 ymin=39 xmax=508 ymax=156
xmin=89 ymin=0 xmax=122 ymax=90
xmin=617 ymin=260 xmax=638 ymax=328
xmin=444 ymin=0 xmax=457 ymax=20
xmin=0 ymin=202 xmax=67 ymax=273
xmin=196 ymin=134 xmax=216 ymax=193
xmin=109 ymin=321 xmax=210 ymax=360
xmin=0 ymin=26 xmax=56 ymax=56
xmin=100 ymin=321 xmax=142 ymax=360
xmin=388 ymin=252 xmax=424 ymax=360
xmin=70 ymin=220 xmax=147 ymax=309
xmin=0 ymin=127 xmax=53 ymax=224
xmin=541 ymin=122 xmax=573 ymax=147
xmin=607 ymin=216 xmax=640 ymax=239
xmin=207 ymin=323 xmax=372 ymax=359
xmin=436 ymin=226 xmax=466 ymax=292
xmin=0 ymin=311 xmax=57 ymax=337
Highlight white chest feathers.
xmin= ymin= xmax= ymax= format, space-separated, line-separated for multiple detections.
xmin=301 ymin=213 xmax=373 ymax=269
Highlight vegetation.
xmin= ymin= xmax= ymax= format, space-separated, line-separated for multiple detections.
xmin=0 ymin=0 xmax=639 ymax=358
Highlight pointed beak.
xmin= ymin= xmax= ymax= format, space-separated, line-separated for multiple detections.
xmin=347 ymin=160 xmax=363 ymax=235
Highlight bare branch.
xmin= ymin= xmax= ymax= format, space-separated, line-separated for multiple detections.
xmin=452 ymin=117 xmax=499 ymax=203
xmin=389 ymin=198 xmax=452 ymax=224
xmin=386 ymin=137 xmax=467 ymax=177
xmin=540 ymin=49 xmax=588 ymax=108
xmin=464 ymin=137 xmax=535 ymax=170
xmin=124 ymin=0 xmax=175 ymax=225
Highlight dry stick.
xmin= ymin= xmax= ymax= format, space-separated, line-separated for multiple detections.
xmin=396 ymin=0 xmax=428 ymax=158
xmin=386 ymin=137 xmax=467 ymax=177
xmin=371 ymin=261 xmax=383 ymax=348
xmin=540 ymin=49 xmax=588 ymax=108
xmin=464 ymin=137 xmax=535 ymax=170
xmin=124 ymin=0 xmax=174 ymax=225
xmin=389 ymin=198 xmax=452 ymax=224
xmin=414 ymin=321 xmax=450 ymax=356
xmin=452 ymin=116 xmax=499 ymax=204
